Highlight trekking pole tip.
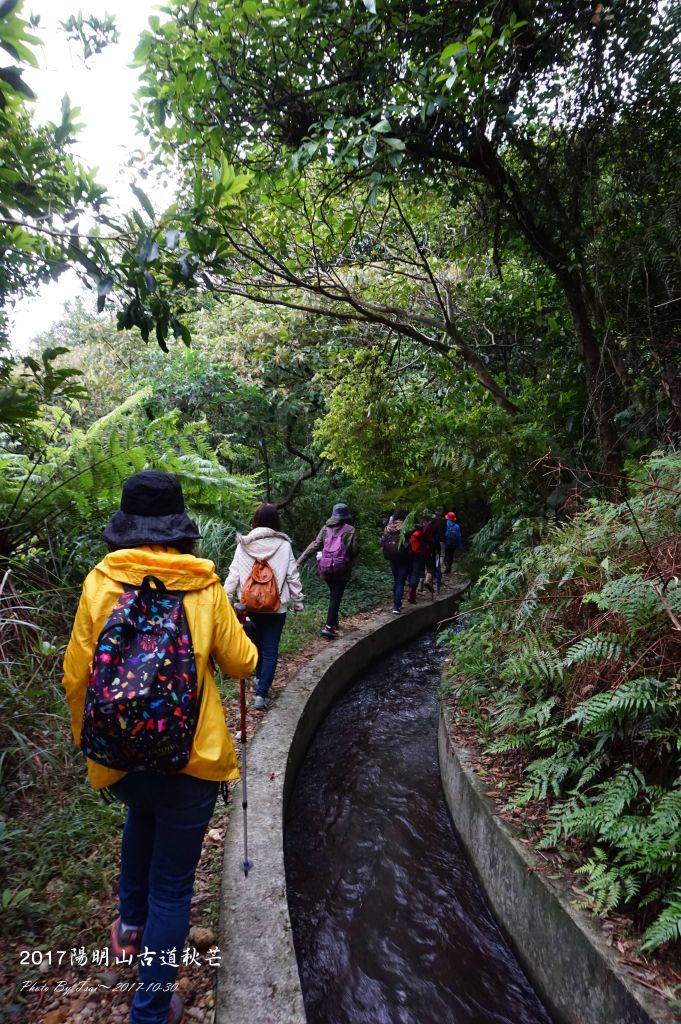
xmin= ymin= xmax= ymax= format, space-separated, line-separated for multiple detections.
xmin=241 ymin=859 xmax=253 ymax=877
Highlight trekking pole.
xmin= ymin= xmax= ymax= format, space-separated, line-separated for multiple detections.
xmin=239 ymin=677 xmax=253 ymax=877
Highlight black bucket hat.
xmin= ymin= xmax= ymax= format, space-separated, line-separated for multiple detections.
xmin=102 ymin=471 xmax=201 ymax=549
xmin=331 ymin=502 xmax=352 ymax=522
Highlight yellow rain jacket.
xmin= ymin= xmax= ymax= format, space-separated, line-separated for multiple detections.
xmin=62 ymin=546 xmax=258 ymax=789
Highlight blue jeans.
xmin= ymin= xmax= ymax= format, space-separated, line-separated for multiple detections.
xmin=390 ymin=562 xmax=409 ymax=610
xmin=248 ymin=611 xmax=287 ymax=696
xmin=110 ymin=773 xmax=219 ymax=1024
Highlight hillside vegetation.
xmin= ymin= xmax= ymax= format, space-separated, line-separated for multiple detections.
xmin=445 ymin=453 xmax=681 ymax=953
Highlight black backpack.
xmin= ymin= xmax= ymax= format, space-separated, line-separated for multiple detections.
xmin=381 ymin=527 xmax=407 ymax=563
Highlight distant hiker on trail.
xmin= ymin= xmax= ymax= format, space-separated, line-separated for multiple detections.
xmin=432 ymin=510 xmax=447 ymax=585
xmin=421 ymin=510 xmax=445 ymax=594
xmin=444 ymin=511 xmax=464 ymax=573
xmin=224 ymin=502 xmax=304 ymax=710
xmin=298 ymin=502 xmax=358 ymax=639
xmin=62 ymin=471 xmax=258 ymax=1024
xmin=407 ymin=514 xmax=436 ymax=603
xmin=380 ymin=509 xmax=412 ymax=614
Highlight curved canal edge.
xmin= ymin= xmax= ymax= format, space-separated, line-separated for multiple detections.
xmin=438 ymin=709 xmax=679 ymax=1024
xmin=215 ymin=586 xmax=468 ymax=1024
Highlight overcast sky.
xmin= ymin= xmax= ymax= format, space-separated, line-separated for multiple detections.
xmin=11 ymin=1 xmax=162 ymax=350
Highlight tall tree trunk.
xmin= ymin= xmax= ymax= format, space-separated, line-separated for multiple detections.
xmin=559 ymin=272 xmax=622 ymax=476
xmin=469 ymin=134 xmax=623 ymax=474
xmin=648 ymin=338 xmax=681 ymax=441
xmin=260 ymin=438 xmax=272 ymax=501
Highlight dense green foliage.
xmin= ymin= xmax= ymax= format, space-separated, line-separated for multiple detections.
xmin=134 ymin=0 xmax=681 ymax=476
xmin=1 ymin=0 xmax=680 ymax=991
xmin=0 ymin=299 xmax=390 ymax=951
xmin=444 ymin=453 xmax=681 ymax=950
xmin=0 ymin=0 xmax=247 ymax=429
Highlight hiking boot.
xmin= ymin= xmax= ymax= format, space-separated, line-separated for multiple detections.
xmin=392 ymin=607 xmax=401 ymax=614
xmin=253 ymin=695 xmax=268 ymax=710
xmin=320 ymin=625 xmax=336 ymax=639
xmin=110 ymin=917 xmax=142 ymax=959
xmin=168 ymin=993 xmax=185 ymax=1024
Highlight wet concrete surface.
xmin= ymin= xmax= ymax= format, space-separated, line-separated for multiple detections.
xmin=284 ymin=633 xmax=554 ymax=1024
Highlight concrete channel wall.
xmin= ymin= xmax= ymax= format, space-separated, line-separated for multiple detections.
xmin=438 ymin=712 xmax=678 ymax=1024
xmin=216 ymin=588 xmax=466 ymax=1024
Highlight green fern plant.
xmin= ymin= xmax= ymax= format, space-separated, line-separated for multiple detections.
xmin=584 ymin=576 xmax=666 ymax=629
xmin=575 ymin=847 xmax=640 ymax=915
xmin=446 ymin=452 xmax=681 ymax=951
xmin=562 ymin=632 xmax=627 ymax=669
xmin=641 ymin=890 xmax=681 ymax=951
xmin=566 ymin=677 xmax=669 ymax=735
xmin=0 ymin=388 xmax=257 ymax=558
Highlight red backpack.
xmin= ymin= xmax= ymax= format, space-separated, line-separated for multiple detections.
xmin=410 ymin=522 xmax=435 ymax=556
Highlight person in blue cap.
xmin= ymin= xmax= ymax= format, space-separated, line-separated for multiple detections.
xmin=298 ymin=503 xmax=359 ymax=638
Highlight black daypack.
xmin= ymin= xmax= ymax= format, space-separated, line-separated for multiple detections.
xmin=381 ymin=526 xmax=407 ymax=562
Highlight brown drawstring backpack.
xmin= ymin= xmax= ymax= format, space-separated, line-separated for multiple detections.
xmin=240 ymin=558 xmax=281 ymax=612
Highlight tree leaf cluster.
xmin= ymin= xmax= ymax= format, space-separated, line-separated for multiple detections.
xmin=134 ymin=0 xmax=681 ymax=473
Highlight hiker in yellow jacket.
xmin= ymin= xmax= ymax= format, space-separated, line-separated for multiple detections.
xmin=62 ymin=471 xmax=257 ymax=1024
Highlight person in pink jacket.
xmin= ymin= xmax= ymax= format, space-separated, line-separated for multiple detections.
xmin=224 ymin=503 xmax=304 ymax=709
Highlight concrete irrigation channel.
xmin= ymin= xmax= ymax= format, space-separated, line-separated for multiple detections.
xmin=215 ymin=584 xmax=675 ymax=1024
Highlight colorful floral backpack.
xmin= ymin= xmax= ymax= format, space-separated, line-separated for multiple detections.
xmin=80 ymin=575 xmax=200 ymax=773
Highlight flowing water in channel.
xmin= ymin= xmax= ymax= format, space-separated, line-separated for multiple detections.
xmin=284 ymin=632 xmax=553 ymax=1024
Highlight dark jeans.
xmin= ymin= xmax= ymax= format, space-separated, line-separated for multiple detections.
xmin=444 ymin=545 xmax=458 ymax=572
xmin=390 ymin=562 xmax=409 ymax=610
xmin=110 ymin=773 xmax=219 ymax=1024
xmin=325 ymin=577 xmax=347 ymax=628
xmin=427 ymin=551 xmax=442 ymax=590
xmin=248 ymin=611 xmax=287 ymax=696
xmin=409 ymin=554 xmax=427 ymax=587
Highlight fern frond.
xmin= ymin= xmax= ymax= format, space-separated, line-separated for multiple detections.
xmin=487 ymin=733 xmax=531 ymax=753
xmin=585 ymin=575 xmax=666 ymax=628
xmin=566 ymin=678 xmax=667 ymax=735
xmin=640 ymin=890 xmax=681 ymax=951
xmin=562 ymin=632 xmax=627 ymax=668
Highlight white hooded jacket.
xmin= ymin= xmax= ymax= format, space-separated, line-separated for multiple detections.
xmin=224 ymin=527 xmax=304 ymax=613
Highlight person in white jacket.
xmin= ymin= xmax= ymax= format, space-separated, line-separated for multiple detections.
xmin=224 ymin=503 xmax=304 ymax=709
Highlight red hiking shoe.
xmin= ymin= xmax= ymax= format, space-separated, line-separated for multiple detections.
xmin=110 ymin=916 xmax=142 ymax=959
xmin=110 ymin=921 xmax=184 ymax=1022
xmin=168 ymin=993 xmax=185 ymax=1024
